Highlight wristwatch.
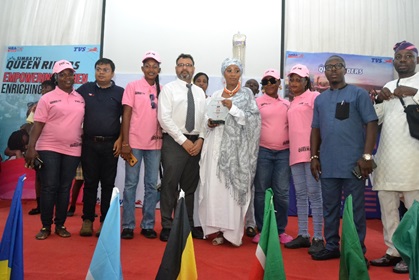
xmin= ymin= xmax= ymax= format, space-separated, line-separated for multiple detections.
xmin=362 ymin=154 xmax=373 ymax=161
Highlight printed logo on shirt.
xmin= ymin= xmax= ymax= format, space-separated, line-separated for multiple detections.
xmin=74 ymin=100 xmax=84 ymax=104
xmin=260 ymin=102 xmax=271 ymax=107
xmin=70 ymin=142 xmax=82 ymax=148
xmin=298 ymin=146 xmax=310 ymax=152
xmin=50 ymin=100 xmax=61 ymax=104
xmin=283 ymin=140 xmax=289 ymax=145
xmin=135 ymin=91 xmax=146 ymax=95
xmin=88 ymin=93 xmax=94 ymax=96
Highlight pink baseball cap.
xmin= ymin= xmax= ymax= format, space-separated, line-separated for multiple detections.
xmin=52 ymin=60 xmax=75 ymax=74
xmin=142 ymin=50 xmax=161 ymax=63
xmin=288 ymin=64 xmax=309 ymax=77
xmin=262 ymin=69 xmax=280 ymax=80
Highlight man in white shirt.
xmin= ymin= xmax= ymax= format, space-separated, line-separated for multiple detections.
xmin=157 ymin=53 xmax=206 ymax=241
xmin=370 ymin=40 xmax=419 ymax=274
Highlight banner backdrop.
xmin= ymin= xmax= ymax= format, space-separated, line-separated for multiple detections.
xmin=0 ymin=45 xmax=100 ymax=159
xmin=285 ymin=51 xmax=394 ymax=218
xmin=284 ymin=51 xmax=394 ymax=96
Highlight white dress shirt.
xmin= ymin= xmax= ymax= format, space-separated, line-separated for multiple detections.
xmin=158 ymin=78 xmax=207 ymax=145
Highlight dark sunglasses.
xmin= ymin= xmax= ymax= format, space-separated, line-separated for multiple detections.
xmin=261 ymin=77 xmax=277 ymax=86
xmin=149 ymin=94 xmax=156 ymax=109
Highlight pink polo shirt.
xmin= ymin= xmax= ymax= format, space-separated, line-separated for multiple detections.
xmin=34 ymin=87 xmax=84 ymax=157
xmin=256 ymin=94 xmax=290 ymax=150
xmin=287 ymin=89 xmax=320 ymax=165
xmin=122 ymin=78 xmax=162 ymax=150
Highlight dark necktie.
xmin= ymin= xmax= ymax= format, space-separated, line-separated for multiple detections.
xmin=185 ymin=84 xmax=195 ymax=133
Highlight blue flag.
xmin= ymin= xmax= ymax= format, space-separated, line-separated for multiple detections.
xmin=86 ymin=187 xmax=123 ymax=280
xmin=0 ymin=174 xmax=24 ymax=280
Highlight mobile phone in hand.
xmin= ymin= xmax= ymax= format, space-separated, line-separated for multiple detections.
xmin=352 ymin=160 xmax=377 ymax=180
xmin=34 ymin=157 xmax=44 ymax=170
xmin=128 ymin=153 xmax=138 ymax=167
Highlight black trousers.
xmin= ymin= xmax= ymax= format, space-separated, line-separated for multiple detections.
xmin=160 ymin=134 xmax=200 ymax=229
xmin=81 ymin=139 xmax=118 ymax=223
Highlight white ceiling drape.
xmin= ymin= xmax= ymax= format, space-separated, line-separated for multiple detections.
xmin=285 ymin=0 xmax=419 ymax=57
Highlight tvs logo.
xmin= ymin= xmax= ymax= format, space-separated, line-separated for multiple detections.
xmin=371 ymin=58 xmax=393 ymax=63
xmin=74 ymin=47 xmax=86 ymax=52
xmin=74 ymin=46 xmax=99 ymax=52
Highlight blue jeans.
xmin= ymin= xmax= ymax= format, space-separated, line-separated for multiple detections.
xmin=38 ymin=151 xmax=80 ymax=228
xmin=122 ymin=149 xmax=160 ymax=230
xmin=291 ymin=162 xmax=323 ymax=239
xmin=321 ymin=178 xmax=366 ymax=253
xmin=254 ymin=147 xmax=291 ymax=234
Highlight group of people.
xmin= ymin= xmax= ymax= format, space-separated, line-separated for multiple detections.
xmin=22 ymin=40 xmax=419 ymax=275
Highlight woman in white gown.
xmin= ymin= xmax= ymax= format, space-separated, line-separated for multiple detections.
xmin=198 ymin=58 xmax=261 ymax=246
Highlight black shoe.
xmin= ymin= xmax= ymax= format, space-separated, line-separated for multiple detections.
xmin=311 ymin=248 xmax=340 ymax=260
xmin=121 ymin=228 xmax=134 ymax=239
xmin=67 ymin=205 xmax=75 ymax=217
xmin=393 ymin=260 xmax=409 ymax=274
xmin=308 ymin=238 xmax=325 ymax=255
xmin=28 ymin=208 xmax=41 ymax=215
xmin=141 ymin=228 xmax=157 ymax=239
xmin=35 ymin=227 xmax=51 ymax=240
xmin=55 ymin=226 xmax=71 ymax=238
xmin=191 ymin=227 xmax=204 ymax=239
xmin=284 ymin=235 xmax=311 ymax=249
xmin=370 ymin=254 xmax=402 ymax=267
xmin=160 ymin=228 xmax=171 ymax=242
xmin=245 ymin=227 xmax=257 ymax=237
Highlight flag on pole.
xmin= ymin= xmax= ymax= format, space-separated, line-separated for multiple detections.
xmin=392 ymin=200 xmax=419 ymax=280
xmin=249 ymin=188 xmax=286 ymax=280
xmin=86 ymin=187 xmax=123 ymax=280
xmin=339 ymin=195 xmax=369 ymax=280
xmin=0 ymin=174 xmax=25 ymax=280
xmin=156 ymin=190 xmax=197 ymax=280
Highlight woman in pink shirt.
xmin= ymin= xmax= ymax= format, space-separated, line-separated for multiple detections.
xmin=253 ymin=69 xmax=293 ymax=244
xmin=25 ymin=60 xmax=84 ymax=240
xmin=120 ymin=51 xmax=163 ymax=240
xmin=284 ymin=64 xmax=324 ymax=254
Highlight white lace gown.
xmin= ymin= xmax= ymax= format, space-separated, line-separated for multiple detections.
xmin=198 ymin=91 xmax=250 ymax=246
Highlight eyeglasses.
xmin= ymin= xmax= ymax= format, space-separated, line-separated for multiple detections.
xmin=176 ymin=63 xmax=193 ymax=68
xmin=289 ymin=78 xmax=303 ymax=83
xmin=261 ymin=77 xmax=277 ymax=86
xmin=95 ymin=67 xmax=112 ymax=73
xmin=324 ymin=63 xmax=345 ymax=71
xmin=149 ymin=94 xmax=156 ymax=109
